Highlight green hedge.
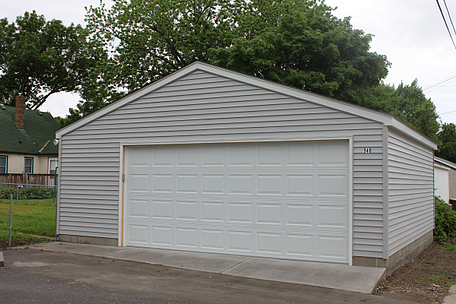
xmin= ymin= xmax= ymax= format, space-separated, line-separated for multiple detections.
xmin=0 ymin=187 xmax=56 ymax=200
xmin=434 ymin=196 xmax=456 ymax=244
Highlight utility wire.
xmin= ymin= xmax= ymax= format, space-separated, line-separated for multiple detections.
xmin=440 ymin=109 xmax=456 ymax=115
xmin=424 ymin=74 xmax=456 ymax=92
xmin=436 ymin=0 xmax=456 ymax=49
xmin=443 ymin=0 xmax=456 ymax=37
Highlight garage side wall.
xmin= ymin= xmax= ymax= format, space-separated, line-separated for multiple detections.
xmin=387 ymin=129 xmax=434 ymax=257
xmin=58 ymin=70 xmax=385 ymax=258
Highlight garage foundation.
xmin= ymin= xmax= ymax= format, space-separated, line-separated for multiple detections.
xmin=352 ymin=230 xmax=433 ymax=276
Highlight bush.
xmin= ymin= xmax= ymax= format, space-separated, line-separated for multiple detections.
xmin=0 ymin=187 xmax=17 ymax=200
xmin=0 ymin=187 xmax=56 ymax=200
xmin=434 ymin=196 xmax=456 ymax=244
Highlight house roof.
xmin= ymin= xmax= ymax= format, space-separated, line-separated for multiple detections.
xmin=56 ymin=61 xmax=438 ymax=150
xmin=0 ymin=105 xmax=60 ymax=155
xmin=435 ymin=156 xmax=456 ymax=170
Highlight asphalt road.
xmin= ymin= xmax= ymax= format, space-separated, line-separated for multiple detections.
xmin=1 ymin=248 xmax=416 ymax=304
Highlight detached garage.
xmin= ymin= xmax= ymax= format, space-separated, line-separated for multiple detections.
xmin=55 ymin=62 xmax=436 ymax=273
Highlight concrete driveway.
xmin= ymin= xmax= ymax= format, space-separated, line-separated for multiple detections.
xmin=0 ymin=243 xmax=417 ymax=304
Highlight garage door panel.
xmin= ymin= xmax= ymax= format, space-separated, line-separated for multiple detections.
xmin=318 ymin=175 xmax=348 ymax=196
xmin=129 ymin=174 xmax=149 ymax=192
xmin=153 ymin=148 xmax=173 ymax=167
xmin=286 ymin=175 xmax=313 ymax=196
xmin=129 ymin=200 xmax=148 ymax=218
xmin=201 ymin=201 xmax=224 ymax=221
xmin=152 ymin=200 xmax=172 ymax=219
xmin=176 ymin=227 xmax=198 ymax=247
xmin=202 ymin=229 xmax=224 ymax=249
xmin=286 ymin=144 xmax=313 ymax=166
xmin=229 ymin=175 xmax=253 ymax=194
xmin=229 ymin=147 xmax=253 ymax=166
xmin=228 ymin=231 xmax=253 ymax=252
xmin=257 ymin=175 xmax=282 ymax=195
xmin=125 ymin=141 xmax=349 ymax=263
xmin=286 ymin=204 xmax=313 ymax=226
xmin=286 ymin=234 xmax=313 ymax=256
xmin=257 ymin=203 xmax=281 ymax=224
xmin=151 ymin=226 xmax=172 ymax=246
xmin=202 ymin=174 xmax=224 ymax=194
xmin=152 ymin=174 xmax=173 ymax=193
xmin=228 ymin=202 xmax=253 ymax=223
xmin=176 ymin=201 xmax=198 ymax=221
xmin=318 ymin=205 xmax=349 ymax=228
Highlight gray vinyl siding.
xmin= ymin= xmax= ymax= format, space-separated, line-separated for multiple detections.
xmin=59 ymin=70 xmax=385 ymax=258
xmin=387 ymin=129 xmax=434 ymax=256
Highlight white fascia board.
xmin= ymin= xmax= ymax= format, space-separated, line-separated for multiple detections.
xmin=388 ymin=119 xmax=437 ymax=150
xmin=435 ymin=156 xmax=456 ymax=170
xmin=200 ymin=63 xmax=438 ymax=150
xmin=55 ymin=61 xmax=438 ymax=150
xmin=434 ymin=162 xmax=451 ymax=171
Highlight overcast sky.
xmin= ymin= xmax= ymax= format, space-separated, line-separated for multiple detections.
xmin=3 ymin=0 xmax=456 ymax=124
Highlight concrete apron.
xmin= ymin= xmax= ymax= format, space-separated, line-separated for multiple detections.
xmin=25 ymin=242 xmax=385 ymax=294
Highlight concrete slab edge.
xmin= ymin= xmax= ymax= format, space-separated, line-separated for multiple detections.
xmin=19 ymin=244 xmax=384 ymax=294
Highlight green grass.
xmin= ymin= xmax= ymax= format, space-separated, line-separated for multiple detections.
xmin=0 ymin=199 xmax=56 ymax=245
xmin=421 ymin=274 xmax=454 ymax=292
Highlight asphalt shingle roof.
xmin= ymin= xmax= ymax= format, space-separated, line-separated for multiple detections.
xmin=0 ymin=105 xmax=60 ymax=155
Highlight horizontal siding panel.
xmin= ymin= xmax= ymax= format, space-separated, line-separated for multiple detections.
xmin=353 ymin=250 xmax=383 ymax=259
xmin=353 ymin=239 xmax=383 ymax=246
xmin=59 ymin=70 xmax=385 ymax=258
xmin=353 ymin=220 xmax=383 ymax=227
xmin=387 ymin=130 xmax=434 ymax=257
xmin=59 ymin=226 xmax=118 ymax=238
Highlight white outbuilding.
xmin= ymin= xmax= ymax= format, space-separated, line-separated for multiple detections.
xmin=55 ymin=62 xmax=437 ymax=274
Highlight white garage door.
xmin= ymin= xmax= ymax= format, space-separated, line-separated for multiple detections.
xmin=124 ymin=141 xmax=350 ymax=263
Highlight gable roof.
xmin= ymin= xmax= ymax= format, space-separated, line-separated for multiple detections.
xmin=56 ymin=61 xmax=437 ymax=150
xmin=0 ymin=105 xmax=60 ymax=155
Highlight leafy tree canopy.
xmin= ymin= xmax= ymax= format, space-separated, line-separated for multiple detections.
xmin=436 ymin=123 xmax=456 ymax=163
xmin=83 ymin=0 xmax=389 ymax=102
xmin=0 ymin=11 xmax=103 ymax=110
xmin=357 ymin=80 xmax=440 ymax=141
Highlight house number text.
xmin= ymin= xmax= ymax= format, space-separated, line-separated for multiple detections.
xmin=363 ymin=148 xmax=372 ymax=154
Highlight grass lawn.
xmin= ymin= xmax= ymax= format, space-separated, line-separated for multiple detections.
xmin=0 ymin=198 xmax=55 ymax=246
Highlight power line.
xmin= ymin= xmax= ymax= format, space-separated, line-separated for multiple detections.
xmin=423 ymin=73 xmax=456 ymax=92
xmin=436 ymin=0 xmax=456 ymax=49
xmin=443 ymin=0 xmax=456 ymax=37
xmin=440 ymin=109 xmax=456 ymax=115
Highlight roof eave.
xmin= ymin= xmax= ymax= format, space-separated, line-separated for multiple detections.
xmin=55 ymin=62 xmax=438 ymax=151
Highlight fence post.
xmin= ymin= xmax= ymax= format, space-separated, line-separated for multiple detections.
xmin=54 ymin=167 xmax=58 ymax=242
xmin=9 ymin=194 xmax=13 ymax=247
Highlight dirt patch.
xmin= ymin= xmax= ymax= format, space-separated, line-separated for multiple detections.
xmin=374 ymin=241 xmax=456 ymax=303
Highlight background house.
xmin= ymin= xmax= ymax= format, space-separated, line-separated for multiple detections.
xmin=434 ymin=156 xmax=456 ymax=204
xmin=0 ymin=96 xmax=60 ymax=184
xmin=55 ymin=62 xmax=437 ymax=275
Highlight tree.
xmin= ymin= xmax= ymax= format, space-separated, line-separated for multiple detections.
xmin=0 ymin=11 xmax=101 ymax=109
xmin=84 ymin=0 xmax=237 ymax=93
xmin=211 ymin=0 xmax=390 ymax=103
xmin=357 ymin=80 xmax=440 ymax=141
xmin=436 ymin=123 xmax=456 ymax=163
xmin=84 ymin=0 xmax=389 ymax=102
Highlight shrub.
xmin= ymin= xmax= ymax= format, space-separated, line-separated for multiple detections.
xmin=434 ymin=196 xmax=456 ymax=244
xmin=0 ymin=187 xmax=56 ymax=200
xmin=0 ymin=187 xmax=17 ymax=200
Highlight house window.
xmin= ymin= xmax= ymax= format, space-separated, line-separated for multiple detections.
xmin=0 ymin=156 xmax=7 ymax=174
xmin=49 ymin=158 xmax=58 ymax=175
xmin=24 ymin=157 xmax=33 ymax=174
